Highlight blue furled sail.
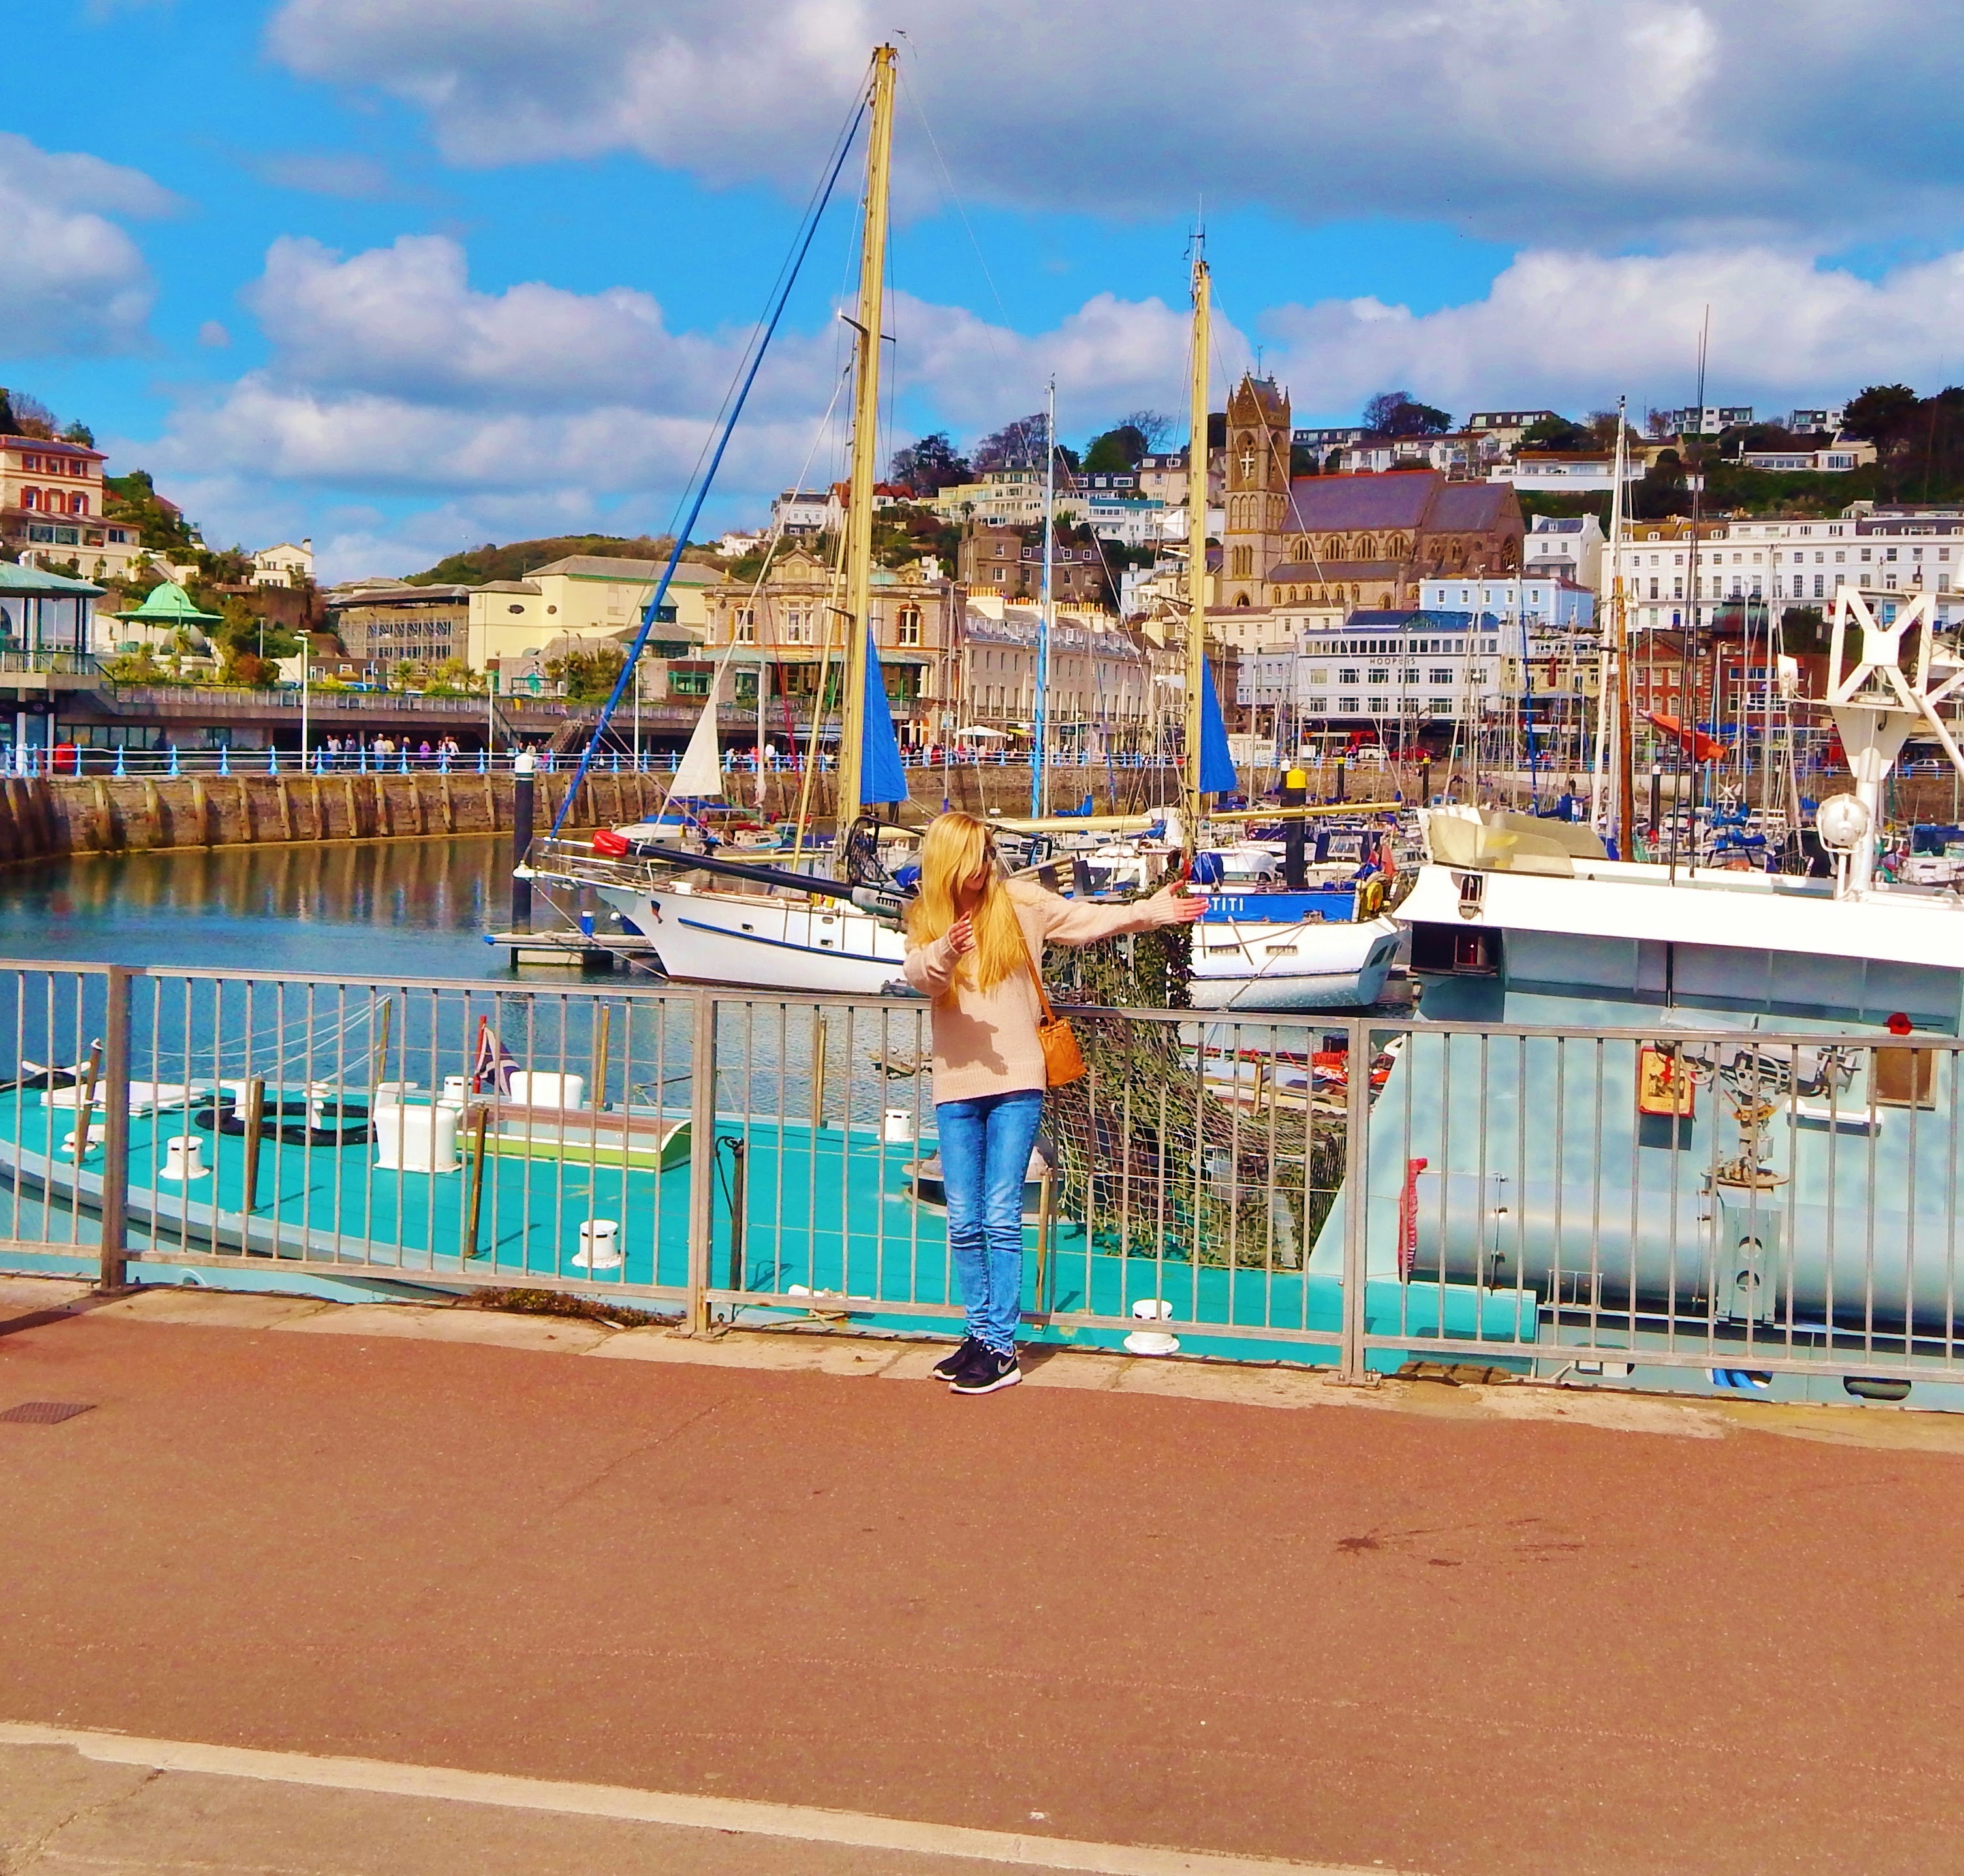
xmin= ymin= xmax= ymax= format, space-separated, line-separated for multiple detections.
xmin=1198 ymin=655 xmax=1238 ymax=796
xmin=861 ymin=627 xmax=909 ymax=806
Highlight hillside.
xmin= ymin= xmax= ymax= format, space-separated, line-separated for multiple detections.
xmin=405 ymin=534 xmax=716 ymax=586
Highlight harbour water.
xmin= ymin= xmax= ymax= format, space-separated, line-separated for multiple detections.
xmin=0 ymin=836 xmax=560 ymax=979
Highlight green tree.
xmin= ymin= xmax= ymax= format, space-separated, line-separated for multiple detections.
xmin=1362 ymin=391 xmax=1452 ymax=437
xmin=1083 ymin=424 xmax=1149 ymax=473
xmin=213 ymin=595 xmax=300 ymax=688
xmin=102 ymin=469 xmax=200 ymax=552
xmin=1520 ymin=413 xmax=1593 ymax=452
xmin=889 ymin=432 xmax=970 ymax=494
xmin=546 ymin=647 xmax=627 ymax=703
xmin=1843 ymin=384 xmax=1920 ymax=445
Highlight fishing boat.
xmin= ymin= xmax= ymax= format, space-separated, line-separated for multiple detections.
xmin=1358 ymin=586 xmax=1964 ymax=1336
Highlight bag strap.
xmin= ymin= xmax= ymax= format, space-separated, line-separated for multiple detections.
xmin=1008 ymin=890 xmax=1059 ymax=1025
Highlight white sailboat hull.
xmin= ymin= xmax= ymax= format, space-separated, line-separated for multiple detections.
xmin=598 ymin=881 xmax=908 ymax=995
xmin=602 ymin=879 xmax=1399 ymax=1010
xmin=1188 ymin=915 xmax=1401 ymax=1011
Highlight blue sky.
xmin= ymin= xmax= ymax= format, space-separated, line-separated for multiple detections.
xmin=7 ymin=1 xmax=1964 ymax=580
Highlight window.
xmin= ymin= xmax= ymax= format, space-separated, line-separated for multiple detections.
xmin=1402 ymin=668 xmax=1420 ymax=683
xmin=1338 ymin=695 xmax=1360 ymax=712
xmin=1430 ymin=698 xmax=1453 ymax=714
xmin=1339 ymin=666 xmax=1360 ymax=684
xmin=1429 ymin=667 xmax=1454 ymax=684
xmin=20 ymin=490 xmax=35 ymax=510
xmin=1814 ymin=574 xmax=1824 ymax=598
xmin=1367 ymin=696 xmax=1388 ymax=713
xmin=896 ymin=606 xmax=922 ymax=646
xmin=1367 ymin=667 xmax=1389 ymax=683
xmin=735 ymin=609 xmax=755 ymax=644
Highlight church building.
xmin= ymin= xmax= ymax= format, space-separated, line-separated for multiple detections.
xmin=1218 ymin=374 xmax=1524 ymax=612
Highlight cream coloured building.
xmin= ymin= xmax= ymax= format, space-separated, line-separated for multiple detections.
xmin=0 ymin=434 xmax=144 ymax=584
xmin=463 ymin=555 xmax=721 ymax=671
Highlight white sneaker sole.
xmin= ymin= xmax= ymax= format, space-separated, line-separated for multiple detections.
xmin=950 ymin=1364 xmax=1021 ymax=1396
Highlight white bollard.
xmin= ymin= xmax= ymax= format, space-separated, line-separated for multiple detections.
xmin=882 ymin=1107 xmax=914 ymax=1144
xmin=373 ymin=1103 xmax=460 ymax=1173
xmin=439 ymin=1074 xmax=469 ymax=1108
xmin=574 ymin=1218 xmax=621 ymax=1270
xmin=161 ymin=1135 xmax=208 ymax=1182
xmin=1123 ymin=1298 xmax=1179 ymax=1356
xmin=373 ymin=1080 xmax=420 ymax=1108
xmin=510 ymin=1071 xmax=585 ymax=1110
xmin=59 ymin=1121 xmax=106 ymax=1159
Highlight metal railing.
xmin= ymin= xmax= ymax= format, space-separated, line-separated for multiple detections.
xmin=5 ymin=963 xmax=1962 ymax=1403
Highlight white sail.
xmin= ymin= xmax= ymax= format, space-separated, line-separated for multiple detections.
xmin=670 ymin=700 xmax=723 ymax=800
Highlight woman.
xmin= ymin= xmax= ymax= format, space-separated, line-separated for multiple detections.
xmin=903 ymin=812 xmax=1203 ymax=1396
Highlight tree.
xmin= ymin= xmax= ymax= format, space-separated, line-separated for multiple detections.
xmin=103 ymin=469 xmax=201 ymax=553
xmin=0 ymin=390 xmax=57 ymax=439
xmin=1082 ymin=424 xmax=1149 ymax=473
xmin=1843 ymin=384 xmax=1920 ymax=445
xmin=546 ymin=647 xmax=627 ymax=704
xmin=61 ymin=420 xmax=94 ymax=447
xmin=1521 ymin=413 xmax=1593 ymax=452
xmin=973 ymin=413 xmax=1049 ymax=471
xmin=1119 ymin=409 xmax=1176 ymax=452
xmin=1362 ymin=391 xmax=1452 ymax=437
xmin=1631 ymin=448 xmax=1691 ymax=522
xmin=888 ymin=431 xmax=971 ymax=495
xmin=213 ymin=595 xmax=300 ymax=688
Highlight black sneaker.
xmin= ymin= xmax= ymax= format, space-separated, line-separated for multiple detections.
xmin=950 ymin=1345 xmax=1021 ymax=1395
xmin=932 ymin=1336 xmax=982 ymax=1382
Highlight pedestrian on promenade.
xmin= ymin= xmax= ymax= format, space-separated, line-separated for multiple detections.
xmin=903 ymin=811 xmax=1201 ymax=1396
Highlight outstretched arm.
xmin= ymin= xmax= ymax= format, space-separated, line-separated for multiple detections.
xmin=1035 ymin=884 xmax=1205 ymax=948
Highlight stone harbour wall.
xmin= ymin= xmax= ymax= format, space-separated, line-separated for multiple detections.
xmin=0 ymin=763 xmax=1181 ymax=864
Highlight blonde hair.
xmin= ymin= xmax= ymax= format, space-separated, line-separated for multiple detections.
xmin=905 ymin=812 xmax=1026 ymax=995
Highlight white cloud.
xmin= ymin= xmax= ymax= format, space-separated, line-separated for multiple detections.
xmin=0 ymin=133 xmax=178 ymax=356
xmin=264 ymin=0 xmax=1964 ymax=244
xmin=1263 ymin=245 xmax=1964 ymax=421
xmin=141 ymin=227 xmax=1964 ymax=580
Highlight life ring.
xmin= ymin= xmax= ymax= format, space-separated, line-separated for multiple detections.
xmin=1358 ymin=875 xmax=1387 ymax=918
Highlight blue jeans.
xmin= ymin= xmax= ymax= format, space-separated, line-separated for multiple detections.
xmin=937 ymin=1089 xmax=1044 ymax=1354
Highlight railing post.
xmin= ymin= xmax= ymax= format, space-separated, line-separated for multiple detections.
xmin=1338 ymin=1015 xmax=1371 ymax=1382
xmin=97 ymin=965 xmax=135 ymax=1294
xmin=685 ymin=990 xmax=718 ymax=1334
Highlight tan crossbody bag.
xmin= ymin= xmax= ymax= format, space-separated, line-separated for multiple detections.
xmin=1013 ymin=910 xmax=1085 ymax=1087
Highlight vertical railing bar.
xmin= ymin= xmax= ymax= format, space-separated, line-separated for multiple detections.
xmin=95 ymin=966 xmax=133 ymax=1292
xmin=685 ymin=990 xmax=717 ymax=1332
xmin=1339 ymin=1014 xmax=1370 ymax=1383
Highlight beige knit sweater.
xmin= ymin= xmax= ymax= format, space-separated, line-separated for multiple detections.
xmin=902 ymin=882 xmax=1164 ymax=1106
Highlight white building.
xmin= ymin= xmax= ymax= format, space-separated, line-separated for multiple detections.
xmin=1238 ymin=608 xmax=1514 ymax=728
xmin=770 ymin=489 xmax=840 ymax=534
xmin=1418 ymin=572 xmax=1595 ymax=633
xmin=1521 ymin=513 xmax=1605 ymax=590
xmin=1608 ymin=511 xmax=1964 ymax=634
xmin=1741 ymin=444 xmax=1874 ymax=473
xmin=251 ymin=539 xmax=313 ymax=587
xmin=1492 ymin=452 xmax=1639 ymax=493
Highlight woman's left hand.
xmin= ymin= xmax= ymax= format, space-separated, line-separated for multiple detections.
xmin=1144 ymin=884 xmax=1206 ymax=926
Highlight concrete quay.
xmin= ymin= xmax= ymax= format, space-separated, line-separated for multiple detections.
xmin=1 ymin=1273 xmax=1962 ymax=1875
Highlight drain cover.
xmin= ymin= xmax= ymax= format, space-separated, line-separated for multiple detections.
xmin=0 ymin=1401 xmax=95 ymax=1425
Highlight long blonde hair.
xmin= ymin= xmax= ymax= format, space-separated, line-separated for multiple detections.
xmin=905 ymin=811 xmax=1026 ymax=995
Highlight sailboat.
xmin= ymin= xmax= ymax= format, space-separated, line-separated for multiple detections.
xmin=537 ymin=45 xmax=918 ymax=995
xmin=535 ymin=57 xmax=1396 ymax=1009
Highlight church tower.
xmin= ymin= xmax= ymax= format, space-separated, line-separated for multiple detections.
xmin=1221 ymin=374 xmax=1291 ymax=608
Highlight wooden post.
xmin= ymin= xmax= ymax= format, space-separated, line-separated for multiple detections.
xmin=242 ymin=1077 xmax=266 ymax=1213
xmin=463 ymin=1104 xmax=490 ymax=1258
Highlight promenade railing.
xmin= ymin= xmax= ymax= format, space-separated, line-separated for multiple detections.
xmin=2 ymin=962 xmax=1962 ymax=1405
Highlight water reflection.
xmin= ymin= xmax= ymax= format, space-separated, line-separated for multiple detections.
xmin=0 ymin=836 xmax=550 ymax=980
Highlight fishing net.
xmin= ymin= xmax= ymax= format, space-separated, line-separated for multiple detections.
xmin=1039 ymin=920 xmax=1345 ymax=1273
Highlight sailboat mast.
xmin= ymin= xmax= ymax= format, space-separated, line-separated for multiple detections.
xmin=1183 ymin=245 xmax=1211 ymax=848
xmin=1034 ymin=377 xmax=1055 ymax=817
xmin=834 ymin=42 xmax=897 ymax=855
